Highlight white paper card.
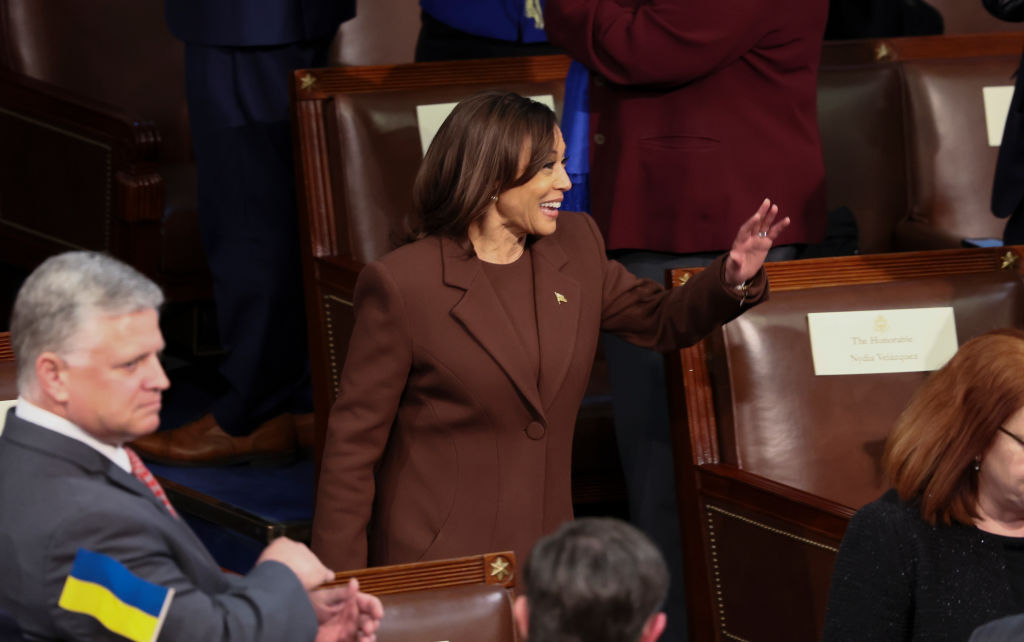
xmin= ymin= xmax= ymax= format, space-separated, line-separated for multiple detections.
xmin=807 ymin=307 xmax=957 ymax=376
xmin=0 ymin=399 xmax=17 ymax=437
xmin=984 ymin=86 xmax=1014 ymax=147
xmin=416 ymin=94 xmax=557 ymax=156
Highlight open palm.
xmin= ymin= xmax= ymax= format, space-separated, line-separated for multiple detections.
xmin=725 ymin=198 xmax=791 ymax=286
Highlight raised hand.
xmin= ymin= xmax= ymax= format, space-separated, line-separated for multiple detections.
xmin=724 ymin=198 xmax=791 ymax=286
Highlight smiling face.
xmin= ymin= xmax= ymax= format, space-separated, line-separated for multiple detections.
xmin=491 ymin=126 xmax=572 ymax=238
xmin=57 ymin=308 xmax=170 ymax=445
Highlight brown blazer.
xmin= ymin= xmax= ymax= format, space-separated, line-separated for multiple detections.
xmin=311 ymin=212 xmax=766 ymax=570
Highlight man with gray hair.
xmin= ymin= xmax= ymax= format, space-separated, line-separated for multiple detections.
xmin=514 ymin=517 xmax=669 ymax=642
xmin=0 ymin=251 xmax=382 ymax=641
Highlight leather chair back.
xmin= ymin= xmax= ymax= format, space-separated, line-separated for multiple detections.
xmin=328 ymin=551 xmax=519 ymax=642
xmin=715 ymin=270 xmax=1024 ymax=509
xmin=898 ymin=53 xmax=1020 ymax=247
xmin=377 ymin=584 xmax=517 ymax=642
xmin=668 ymin=246 xmax=1024 ymax=642
xmin=325 ymin=82 xmax=565 ymax=264
xmin=0 ymin=0 xmax=190 ymax=162
xmin=817 ymin=59 xmax=906 ymax=253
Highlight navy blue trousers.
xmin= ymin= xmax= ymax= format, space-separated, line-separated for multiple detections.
xmin=184 ymin=40 xmax=330 ymax=434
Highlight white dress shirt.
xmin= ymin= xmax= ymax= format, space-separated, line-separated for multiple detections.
xmin=15 ymin=397 xmax=132 ymax=474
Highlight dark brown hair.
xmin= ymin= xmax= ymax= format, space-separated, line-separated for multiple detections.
xmin=523 ymin=518 xmax=668 ymax=642
xmin=412 ymin=91 xmax=558 ymax=240
xmin=885 ymin=328 xmax=1024 ymax=525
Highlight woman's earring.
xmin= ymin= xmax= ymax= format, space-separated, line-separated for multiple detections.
xmin=974 ymin=458 xmax=981 ymax=472
xmin=490 ymin=195 xmax=498 ymax=201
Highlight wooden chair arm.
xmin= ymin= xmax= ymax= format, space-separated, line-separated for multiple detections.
xmin=326 ymin=551 xmax=517 ymax=596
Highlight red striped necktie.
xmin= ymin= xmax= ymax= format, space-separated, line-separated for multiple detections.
xmin=125 ymin=447 xmax=179 ymax=519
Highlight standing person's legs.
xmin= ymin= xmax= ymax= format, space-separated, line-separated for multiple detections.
xmin=603 ymin=245 xmax=798 ymax=642
xmin=134 ymin=40 xmax=329 ymax=463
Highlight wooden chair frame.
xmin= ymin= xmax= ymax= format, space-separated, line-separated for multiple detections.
xmin=289 ymin=56 xmax=571 ymax=480
xmin=667 ymin=246 xmax=1024 ymax=641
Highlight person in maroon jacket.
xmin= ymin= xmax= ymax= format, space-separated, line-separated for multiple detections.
xmin=544 ymin=3 xmax=828 ymax=640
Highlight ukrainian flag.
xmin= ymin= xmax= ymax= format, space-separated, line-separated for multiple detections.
xmin=57 ymin=548 xmax=174 ymax=642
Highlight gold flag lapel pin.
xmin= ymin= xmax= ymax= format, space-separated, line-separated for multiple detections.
xmin=555 ymin=292 xmax=568 ymax=305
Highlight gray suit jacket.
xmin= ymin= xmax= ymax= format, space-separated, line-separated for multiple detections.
xmin=0 ymin=411 xmax=317 ymax=641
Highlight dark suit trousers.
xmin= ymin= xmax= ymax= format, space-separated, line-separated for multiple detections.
xmin=184 ymin=41 xmax=329 ymax=434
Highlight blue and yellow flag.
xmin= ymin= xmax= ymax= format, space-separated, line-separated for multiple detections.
xmin=57 ymin=548 xmax=174 ymax=642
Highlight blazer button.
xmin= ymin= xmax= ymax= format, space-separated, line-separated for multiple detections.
xmin=525 ymin=421 xmax=546 ymax=440
xmin=593 ymin=133 xmax=606 ymax=145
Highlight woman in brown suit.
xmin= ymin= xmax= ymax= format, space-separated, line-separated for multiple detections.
xmin=311 ymin=91 xmax=789 ymax=571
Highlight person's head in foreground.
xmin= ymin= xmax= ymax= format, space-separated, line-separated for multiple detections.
xmin=11 ymin=250 xmax=168 ymax=444
xmin=887 ymin=328 xmax=1024 ymax=531
xmin=516 ymin=517 xmax=669 ymax=642
xmin=414 ymin=90 xmax=570 ymax=260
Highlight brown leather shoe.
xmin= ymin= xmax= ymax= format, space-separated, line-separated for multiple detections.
xmin=131 ymin=413 xmax=296 ymax=466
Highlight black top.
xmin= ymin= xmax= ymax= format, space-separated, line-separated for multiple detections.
xmin=989 ymin=531 xmax=1024 ymax=607
xmin=823 ymin=489 xmax=1023 ymax=641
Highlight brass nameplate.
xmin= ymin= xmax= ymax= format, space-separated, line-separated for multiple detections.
xmin=0 ymin=399 xmax=16 ymax=436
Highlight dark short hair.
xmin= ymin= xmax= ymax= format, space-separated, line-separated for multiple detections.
xmin=886 ymin=329 xmax=1024 ymax=525
xmin=522 ymin=518 xmax=669 ymax=642
xmin=412 ymin=91 xmax=558 ymax=240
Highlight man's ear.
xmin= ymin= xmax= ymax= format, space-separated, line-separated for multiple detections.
xmin=35 ymin=352 xmax=70 ymax=404
xmin=640 ymin=611 xmax=667 ymax=642
xmin=513 ymin=594 xmax=530 ymax=640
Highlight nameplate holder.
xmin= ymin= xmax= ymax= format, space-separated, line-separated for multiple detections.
xmin=0 ymin=399 xmax=16 ymax=436
xmin=416 ymin=95 xmax=557 ymax=156
xmin=807 ymin=307 xmax=957 ymax=376
xmin=984 ymin=86 xmax=1014 ymax=147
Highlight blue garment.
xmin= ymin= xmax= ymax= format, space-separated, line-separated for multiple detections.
xmin=561 ymin=61 xmax=590 ymax=213
xmin=166 ymin=0 xmax=353 ymax=47
xmin=420 ymin=0 xmax=547 ymax=43
xmin=164 ymin=0 xmax=353 ymax=434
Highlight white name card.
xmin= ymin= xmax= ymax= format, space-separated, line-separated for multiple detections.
xmin=416 ymin=94 xmax=557 ymax=156
xmin=807 ymin=307 xmax=957 ymax=376
xmin=0 ymin=399 xmax=16 ymax=436
xmin=984 ymin=86 xmax=1014 ymax=147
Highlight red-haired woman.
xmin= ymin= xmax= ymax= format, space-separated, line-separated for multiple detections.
xmin=824 ymin=329 xmax=1024 ymax=640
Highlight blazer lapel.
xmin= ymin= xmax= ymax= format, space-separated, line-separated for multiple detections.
xmin=531 ymin=235 xmax=581 ymax=408
xmin=3 ymin=414 xmax=187 ymax=529
xmin=442 ymin=237 xmax=546 ymax=420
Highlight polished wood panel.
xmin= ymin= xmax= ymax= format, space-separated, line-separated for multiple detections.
xmin=0 ymin=332 xmax=16 ymax=401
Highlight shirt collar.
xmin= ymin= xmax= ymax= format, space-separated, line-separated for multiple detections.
xmin=15 ymin=397 xmax=132 ymax=473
